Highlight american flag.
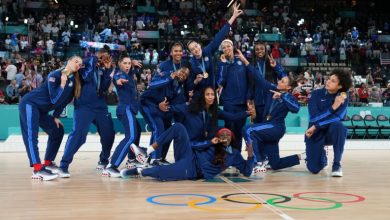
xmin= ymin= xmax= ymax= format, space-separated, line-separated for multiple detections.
xmin=380 ymin=53 xmax=390 ymax=65
xmin=380 ymin=58 xmax=390 ymax=65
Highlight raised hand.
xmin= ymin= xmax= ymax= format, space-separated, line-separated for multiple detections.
xmin=194 ymin=74 xmax=204 ymax=85
xmin=116 ymin=78 xmax=129 ymax=86
xmin=170 ymin=71 xmax=178 ymax=80
xmin=268 ymin=54 xmax=276 ymax=67
xmin=231 ymin=2 xmax=243 ymax=20
xmin=235 ymin=49 xmax=249 ymax=65
xmin=131 ymin=60 xmax=143 ymax=68
xmin=270 ymin=90 xmax=282 ymax=99
xmin=101 ymin=55 xmax=112 ymax=69
xmin=220 ymin=54 xmax=227 ymax=63
xmin=211 ymin=137 xmax=220 ymax=145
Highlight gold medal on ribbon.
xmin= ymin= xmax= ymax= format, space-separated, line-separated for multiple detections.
xmin=62 ymin=68 xmax=71 ymax=76
xmin=203 ymin=72 xmax=209 ymax=79
xmin=340 ymin=92 xmax=347 ymax=99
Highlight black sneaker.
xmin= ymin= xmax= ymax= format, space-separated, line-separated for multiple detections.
xmin=149 ymin=159 xmax=168 ymax=166
xmin=120 ymin=168 xmax=141 ymax=178
xmin=31 ymin=168 xmax=58 ymax=181
xmin=160 ymin=159 xmax=171 ymax=165
xmin=58 ymin=167 xmax=71 ymax=178
xmin=44 ymin=162 xmax=60 ymax=174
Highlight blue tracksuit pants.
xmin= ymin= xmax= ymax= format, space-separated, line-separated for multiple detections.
xmin=139 ymin=104 xmax=172 ymax=160
xmin=223 ymin=103 xmax=247 ymax=149
xmin=111 ymin=106 xmax=140 ymax=167
xmin=253 ymin=105 xmax=265 ymax=124
xmin=141 ymin=123 xmax=198 ymax=181
xmin=19 ymin=103 xmax=64 ymax=166
xmin=305 ymin=121 xmax=347 ymax=173
xmin=60 ymin=108 xmax=114 ymax=170
xmin=243 ymin=122 xmax=300 ymax=170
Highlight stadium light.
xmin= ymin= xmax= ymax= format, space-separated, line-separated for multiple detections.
xmin=24 ymin=19 xmax=28 ymax=24
xmin=75 ymin=24 xmax=78 ymax=29
xmin=70 ymin=20 xmax=74 ymax=26
xmin=5 ymin=17 xmax=9 ymax=21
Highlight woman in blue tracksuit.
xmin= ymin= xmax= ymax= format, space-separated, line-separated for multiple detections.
xmin=19 ymin=56 xmax=83 ymax=181
xmin=140 ymin=63 xmax=190 ymax=166
xmin=237 ymin=50 xmax=304 ymax=174
xmin=140 ymin=42 xmax=188 ymax=165
xmin=305 ymin=69 xmax=352 ymax=177
xmin=249 ymin=41 xmax=283 ymax=124
xmin=186 ymin=3 xmax=243 ymax=98
xmin=247 ymin=43 xmax=287 ymax=169
xmin=120 ymin=123 xmax=254 ymax=181
xmin=58 ymin=46 xmax=115 ymax=177
xmin=158 ymin=86 xmax=254 ymax=150
xmin=102 ymin=52 xmax=141 ymax=177
xmin=216 ymin=39 xmax=251 ymax=148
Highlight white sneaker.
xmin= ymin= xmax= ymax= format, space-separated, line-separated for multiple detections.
xmin=130 ymin=144 xmax=148 ymax=164
xmin=300 ymin=152 xmax=307 ymax=160
xmin=96 ymin=161 xmax=108 ymax=170
xmin=125 ymin=159 xmax=146 ymax=169
xmin=31 ymin=168 xmax=58 ymax=181
xmin=224 ymin=166 xmax=239 ymax=174
xmin=331 ymin=168 xmax=343 ymax=177
xmin=252 ymin=161 xmax=268 ymax=175
xmin=102 ymin=166 xmax=121 ymax=178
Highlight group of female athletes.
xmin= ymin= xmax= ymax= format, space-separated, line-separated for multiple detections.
xmin=19 ymin=3 xmax=352 ymax=181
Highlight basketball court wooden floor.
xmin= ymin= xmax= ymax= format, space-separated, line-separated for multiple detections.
xmin=1 ymin=149 xmax=389 ymax=220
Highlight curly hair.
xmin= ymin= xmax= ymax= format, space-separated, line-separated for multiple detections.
xmin=330 ymin=69 xmax=352 ymax=92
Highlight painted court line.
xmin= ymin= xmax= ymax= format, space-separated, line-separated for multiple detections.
xmin=219 ymin=175 xmax=295 ymax=220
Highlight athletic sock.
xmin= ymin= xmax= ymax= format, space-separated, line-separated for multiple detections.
xmin=146 ymin=146 xmax=155 ymax=156
xmin=33 ymin=164 xmax=43 ymax=172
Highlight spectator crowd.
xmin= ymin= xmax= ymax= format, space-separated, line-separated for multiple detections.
xmin=1 ymin=0 xmax=390 ymax=106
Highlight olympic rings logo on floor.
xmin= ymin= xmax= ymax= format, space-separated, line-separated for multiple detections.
xmin=146 ymin=192 xmax=365 ymax=212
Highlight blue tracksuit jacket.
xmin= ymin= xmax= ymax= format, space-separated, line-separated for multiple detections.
xmin=20 ymin=68 xmax=76 ymax=166
xmin=187 ymin=23 xmax=231 ymax=93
